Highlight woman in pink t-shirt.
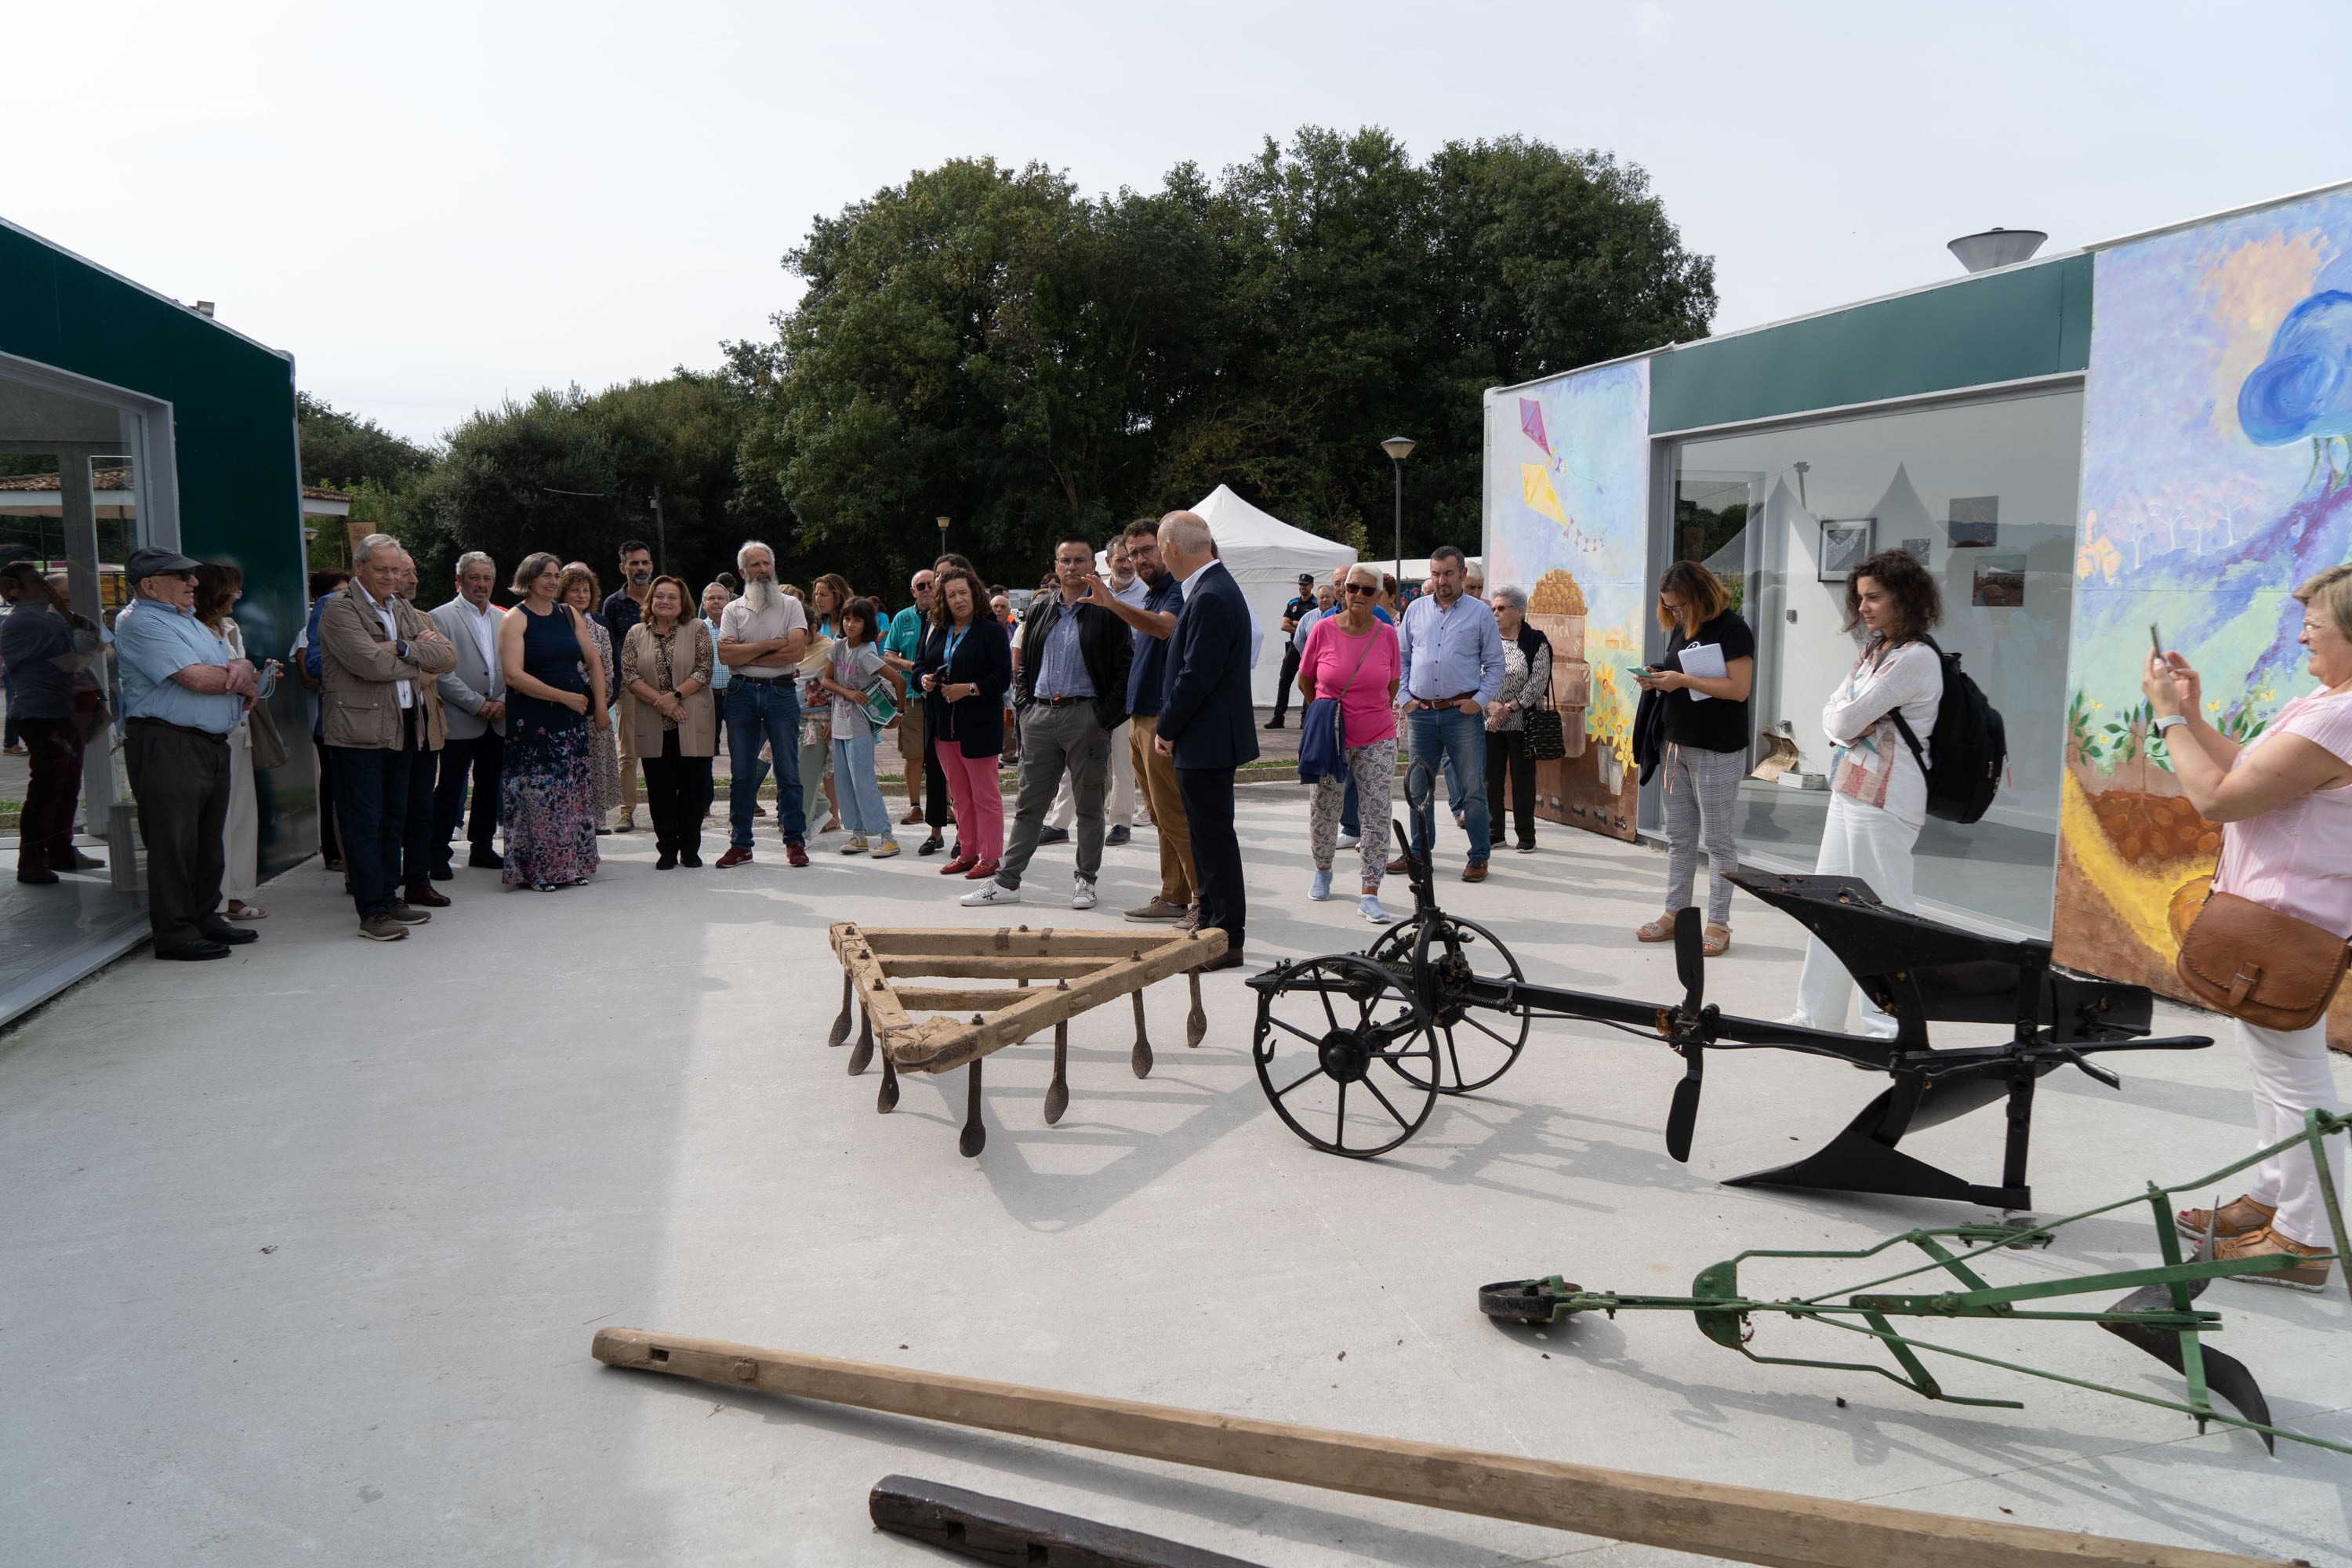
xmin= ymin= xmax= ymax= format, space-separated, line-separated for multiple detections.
xmin=2144 ymin=565 xmax=2352 ymax=1290
xmin=1297 ymin=564 xmax=1403 ymax=924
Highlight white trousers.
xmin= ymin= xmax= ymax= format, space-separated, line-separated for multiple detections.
xmin=222 ymin=725 xmax=259 ymax=902
xmin=2238 ymin=1017 xmax=2346 ymax=1248
xmin=1793 ymin=790 xmax=1919 ymax=1040
xmin=1051 ymin=720 xmax=1133 ymax=829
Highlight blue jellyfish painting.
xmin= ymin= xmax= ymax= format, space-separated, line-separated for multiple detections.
xmin=2237 ymin=289 xmax=2352 ymax=487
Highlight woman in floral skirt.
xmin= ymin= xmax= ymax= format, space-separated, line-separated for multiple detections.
xmin=497 ymin=553 xmax=606 ymax=890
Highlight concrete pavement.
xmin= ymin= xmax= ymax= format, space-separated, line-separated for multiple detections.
xmin=2 ymin=793 xmax=2347 ymax=1566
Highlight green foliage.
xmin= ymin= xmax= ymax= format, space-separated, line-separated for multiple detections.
xmin=736 ymin=126 xmax=1715 ymax=592
xmin=396 ymin=375 xmax=786 ymax=599
xmin=316 ymin=124 xmax=1715 ymax=608
xmin=296 ymin=393 xmax=434 ymax=491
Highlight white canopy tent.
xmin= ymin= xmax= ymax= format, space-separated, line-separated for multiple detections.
xmin=1188 ymin=484 xmax=1358 ymax=704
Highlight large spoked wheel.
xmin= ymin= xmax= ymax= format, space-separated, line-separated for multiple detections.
xmin=1368 ymin=914 xmax=1530 ymax=1094
xmin=1252 ymin=955 xmax=1442 ymax=1158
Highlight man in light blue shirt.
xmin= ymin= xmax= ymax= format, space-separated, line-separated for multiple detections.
xmin=115 ymin=545 xmax=262 ymax=961
xmin=1392 ymin=545 xmax=1504 ymax=880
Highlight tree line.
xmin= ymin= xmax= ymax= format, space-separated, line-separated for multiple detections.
xmin=307 ymin=127 xmax=1715 ymax=600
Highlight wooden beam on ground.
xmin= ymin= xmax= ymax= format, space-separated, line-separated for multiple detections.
xmin=592 ymin=1329 xmax=2272 ymax=1568
xmin=890 ymin=931 xmax=1226 ymax=1073
xmin=869 ymin=1473 xmax=1269 ymax=1568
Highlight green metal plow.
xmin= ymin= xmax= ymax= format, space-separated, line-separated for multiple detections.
xmin=1480 ymin=1111 xmax=2352 ymax=1455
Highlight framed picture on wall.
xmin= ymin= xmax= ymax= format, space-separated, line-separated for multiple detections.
xmin=1947 ymin=495 xmax=1999 ymax=547
xmin=1972 ymin=554 xmax=2027 ymax=608
xmin=1817 ymin=518 xmax=1875 ymax=582
xmin=1899 ymin=536 xmax=1935 ymax=564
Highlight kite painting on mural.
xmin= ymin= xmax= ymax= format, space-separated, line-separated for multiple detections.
xmin=2055 ymin=186 xmax=2352 ymax=1051
xmin=1486 ymin=362 xmax=1650 ymax=840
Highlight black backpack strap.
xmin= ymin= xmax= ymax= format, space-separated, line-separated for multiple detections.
xmin=1889 ymin=709 xmax=1928 ymax=775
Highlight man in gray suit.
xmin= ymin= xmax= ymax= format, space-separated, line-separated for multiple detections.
xmin=429 ymin=551 xmax=507 ymax=876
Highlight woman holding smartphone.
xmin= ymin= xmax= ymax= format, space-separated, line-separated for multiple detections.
xmin=1632 ymin=561 xmax=1754 ymax=955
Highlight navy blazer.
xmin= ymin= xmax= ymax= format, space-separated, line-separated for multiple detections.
xmin=913 ymin=615 xmax=1012 ymax=757
xmin=1156 ymin=561 xmax=1260 ymax=771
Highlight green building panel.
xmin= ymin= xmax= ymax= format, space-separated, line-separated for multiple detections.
xmin=1650 ymin=252 xmax=2092 ymax=434
xmin=1 ymin=220 xmax=316 ymax=876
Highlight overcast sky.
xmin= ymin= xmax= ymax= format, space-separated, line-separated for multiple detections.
xmin=15 ymin=2 xmax=2341 ymax=445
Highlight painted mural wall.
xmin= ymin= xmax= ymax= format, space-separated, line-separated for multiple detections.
xmin=2054 ymin=187 xmax=2352 ymax=1049
xmin=1483 ymin=358 xmax=1652 ymax=841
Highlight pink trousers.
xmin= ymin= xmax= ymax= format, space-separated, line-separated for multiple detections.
xmin=938 ymin=747 xmax=1004 ymax=862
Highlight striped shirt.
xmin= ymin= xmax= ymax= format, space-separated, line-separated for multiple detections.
xmin=2213 ymin=688 xmax=2352 ymax=938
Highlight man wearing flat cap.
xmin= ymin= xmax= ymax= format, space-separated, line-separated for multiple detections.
xmin=113 ymin=546 xmax=263 ymax=960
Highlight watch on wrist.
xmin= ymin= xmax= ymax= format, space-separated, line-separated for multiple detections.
xmin=2153 ymin=713 xmax=2188 ymax=735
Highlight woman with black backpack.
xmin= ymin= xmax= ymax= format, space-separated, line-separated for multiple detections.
xmin=1784 ymin=550 xmax=1944 ymax=1039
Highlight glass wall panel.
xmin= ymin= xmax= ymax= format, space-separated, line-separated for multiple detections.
xmin=1667 ymin=388 xmax=2083 ymax=935
xmin=0 ymin=365 xmax=151 ymax=1010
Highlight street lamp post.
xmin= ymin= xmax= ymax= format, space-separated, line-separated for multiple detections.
xmin=936 ymin=516 xmax=951 ymax=561
xmin=1381 ymin=436 xmax=1416 ymax=588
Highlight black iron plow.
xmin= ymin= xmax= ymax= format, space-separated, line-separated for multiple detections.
xmin=1247 ymin=764 xmax=2214 ymax=1205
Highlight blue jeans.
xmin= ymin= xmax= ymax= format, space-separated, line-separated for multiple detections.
xmin=724 ymin=678 xmax=805 ymax=849
xmin=1405 ymin=705 xmax=1490 ymax=863
xmin=831 ymin=729 xmax=895 ymax=840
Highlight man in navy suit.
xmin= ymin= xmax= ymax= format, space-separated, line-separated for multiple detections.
xmin=1152 ymin=511 xmax=1254 ymax=970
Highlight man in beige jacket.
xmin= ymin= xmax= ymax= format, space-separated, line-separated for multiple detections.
xmin=320 ymin=534 xmax=456 ymax=942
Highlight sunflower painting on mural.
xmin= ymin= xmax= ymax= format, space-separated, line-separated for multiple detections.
xmin=2057 ymin=186 xmax=2352 ymax=1051
xmin=1486 ymin=360 xmax=1650 ymax=840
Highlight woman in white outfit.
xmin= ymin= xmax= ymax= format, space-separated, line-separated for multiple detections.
xmin=2152 ymin=565 xmax=2352 ymax=1290
xmin=1786 ymin=550 xmax=1944 ymax=1037
xmin=194 ymin=563 xmax=264 ymax=920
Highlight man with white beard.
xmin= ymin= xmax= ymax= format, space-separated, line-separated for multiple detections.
xmin=714 ymin=541 xmax=811 ymax=868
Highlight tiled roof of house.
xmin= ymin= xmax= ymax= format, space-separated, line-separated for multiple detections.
xmin=0 ymin=466 xmax=134 ymax=492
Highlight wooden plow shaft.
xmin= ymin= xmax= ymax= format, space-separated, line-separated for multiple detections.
xmin=592 ymin=1329 xmax=2271 ymax=1568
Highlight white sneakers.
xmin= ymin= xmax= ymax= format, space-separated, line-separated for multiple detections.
xmin=1335 ymin=830 xmax=1359 ymax=849
xmin=965 ymin=877 xmax=1096 ymax=909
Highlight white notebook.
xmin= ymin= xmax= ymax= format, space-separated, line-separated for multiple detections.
xmin=1678 ymin=641 xmax=1726 ymax=702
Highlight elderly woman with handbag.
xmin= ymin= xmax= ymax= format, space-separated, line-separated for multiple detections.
xmin=2148 ymin=565 xmax=2352 ymax=1291
xmin=1297 ymin=563 xmax=1403 ymax=925
xmin=622 ymin=575 xmax=716 ymax=870
xmin=1484 ymin=586 xmax=1554 ymax=856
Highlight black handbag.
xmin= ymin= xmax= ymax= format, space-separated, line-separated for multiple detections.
xmin=1524 ymin=695 xmax=1567 ymax=761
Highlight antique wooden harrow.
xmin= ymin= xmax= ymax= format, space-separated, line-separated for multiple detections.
xmin=1247 ymin=765 xmax=2214 ymax=1205
xmin=826 ymin=920 xmax=1225 ymax=1155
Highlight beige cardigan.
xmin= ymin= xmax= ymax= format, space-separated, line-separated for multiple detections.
xmin=622 ymin=618 xmax=717 ymax=758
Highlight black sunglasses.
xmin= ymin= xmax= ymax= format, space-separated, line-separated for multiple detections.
xmin=1344 ymin=583 xmax=1378 ymax=596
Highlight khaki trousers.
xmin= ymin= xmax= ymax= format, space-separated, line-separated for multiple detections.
xmin=1128 ymin=713 xmax=1195 ymax=906
xmin=615 ymin=689 xmax=642 ymax=815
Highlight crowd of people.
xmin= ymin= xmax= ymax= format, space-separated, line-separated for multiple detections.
xmin=45 ymin=519 xmax=2349 ymax=1287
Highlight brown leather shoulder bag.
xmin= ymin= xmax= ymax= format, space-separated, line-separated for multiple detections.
xmin=2176 ymin=889 xmax=2351 ymax=1032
